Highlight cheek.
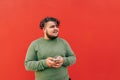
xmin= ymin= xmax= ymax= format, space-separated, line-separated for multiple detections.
xmin=46 ymin=29 xmax=53 ymax=33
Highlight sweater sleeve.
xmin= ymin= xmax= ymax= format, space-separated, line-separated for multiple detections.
xmin=62 ymin=39 xmax=76 ymax=67
xmin=24 ymin=41 xmax=48 ymax=71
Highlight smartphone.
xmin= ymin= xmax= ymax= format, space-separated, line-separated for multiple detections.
xmin=52 ymin=58 xmax=59 ymax=62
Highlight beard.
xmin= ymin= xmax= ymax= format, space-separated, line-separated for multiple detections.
xmin=46 ymin=31 xmax=58 ymax=40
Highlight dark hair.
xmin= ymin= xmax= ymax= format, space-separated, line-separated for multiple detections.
xmin=40 ymin=17 xmax=60 ymax=29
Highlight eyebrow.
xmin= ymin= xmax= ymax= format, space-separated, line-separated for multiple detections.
xmin=50 ymin=25 xmax=58 ymax=27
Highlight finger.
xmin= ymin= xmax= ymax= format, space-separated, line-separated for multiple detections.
xmin=49 ymin=59 xmax=55 ymax=62
xmin=56 ymin=56 xmax=62 ymax=59
xmin=55 ymin=63 xmax=60 ymax=66
xmin=48 ymin=57 xmax=55 ymax=61
xmin=52 ymin=65 xmax=61 ymax=68
xmin=53 ymin=63 xmax=62 ymax=67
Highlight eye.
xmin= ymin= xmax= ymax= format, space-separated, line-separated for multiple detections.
xmin=50 ymin=25 xmax=55 ymax=28
xmin=49 ymin=25 xmax=59 ymax=28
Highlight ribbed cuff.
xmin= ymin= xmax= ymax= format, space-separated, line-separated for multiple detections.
xmin=63 ymin=57 xmax=68 ymax=66
xmin=42 ymin=60 xmax=49 ymax=68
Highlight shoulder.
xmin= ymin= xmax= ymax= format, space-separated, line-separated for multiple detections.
xmin=57 ymin=37 xmax=69 ymax=45
xmin=57 ymin=37 xmax=66 ymax=42
xmin=29 ymin=37 xmax=42 ymax=46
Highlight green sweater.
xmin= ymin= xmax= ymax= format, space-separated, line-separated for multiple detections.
xmin=24 ymin=37 xmax=76 ymax=80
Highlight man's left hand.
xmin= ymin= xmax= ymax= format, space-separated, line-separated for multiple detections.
xmin=52 ymin=56 xmax=64 ymax=68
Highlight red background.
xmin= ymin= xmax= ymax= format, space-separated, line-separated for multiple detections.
xmin=0 ymin=0 xmax=120 ymax=80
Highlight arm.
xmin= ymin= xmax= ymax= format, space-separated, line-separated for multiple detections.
xmin=62 ymin=40 xmax=76 ymax=67
xmin=24 ymin=42 xmax=48 ymax=71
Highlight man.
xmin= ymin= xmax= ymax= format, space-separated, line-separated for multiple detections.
xmin=24 ymin=17 xmax=76 ymax=80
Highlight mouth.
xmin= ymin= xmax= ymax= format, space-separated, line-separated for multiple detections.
xmin=53 ymin=30 xmax=58 ymax=33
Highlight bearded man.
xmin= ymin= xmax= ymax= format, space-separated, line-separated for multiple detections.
xmin=24 ymin=17 xmax=76 ymax=80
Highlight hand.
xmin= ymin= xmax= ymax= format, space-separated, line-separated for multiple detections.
xmin=46 ymin=57 xmax=56 ymax=67
xmin=52 ymin=56 xmax=64 ymax=68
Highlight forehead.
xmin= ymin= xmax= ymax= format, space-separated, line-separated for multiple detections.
xmin=45 ymin=21 xmax=56 ymax=26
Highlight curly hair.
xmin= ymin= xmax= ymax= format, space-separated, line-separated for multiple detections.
xmin=40 ymin=17 xmax=60 ymax=29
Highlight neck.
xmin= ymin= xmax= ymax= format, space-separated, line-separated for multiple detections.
xmin=44 ymin=34 xmax=50 ymax=40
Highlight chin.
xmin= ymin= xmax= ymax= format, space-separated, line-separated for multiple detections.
xmin=46 ymin=32 xmax=59 ymax=40
xmin=51 ymin=35 xmax=58 ymax=39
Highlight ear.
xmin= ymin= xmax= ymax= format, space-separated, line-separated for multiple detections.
xmin=43 ymin=27 xmax=46 ymax=33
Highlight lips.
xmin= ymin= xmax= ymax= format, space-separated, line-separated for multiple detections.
xmin=53 ymin=30 xmax=58 ymax=33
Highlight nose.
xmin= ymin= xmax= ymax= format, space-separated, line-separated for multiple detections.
xmin=54 ymin=26 xmax=59 ymax=29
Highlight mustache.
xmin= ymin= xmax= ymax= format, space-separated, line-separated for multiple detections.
xmin=53 ymin=30 xmax=58 ymax=32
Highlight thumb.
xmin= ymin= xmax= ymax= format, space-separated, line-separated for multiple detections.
xmin=47 ymin=57 xmax=54 ymax=61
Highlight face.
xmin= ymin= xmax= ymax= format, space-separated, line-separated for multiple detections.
xmin=43 ymin=21 xmax=59 ymax=40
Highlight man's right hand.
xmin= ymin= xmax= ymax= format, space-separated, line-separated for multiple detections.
xmin=46 ymin=57 xmax=56 ymax=67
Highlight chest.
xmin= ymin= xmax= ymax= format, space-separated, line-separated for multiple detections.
xmin=36 ymin=42 xmax=67 ymax=60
